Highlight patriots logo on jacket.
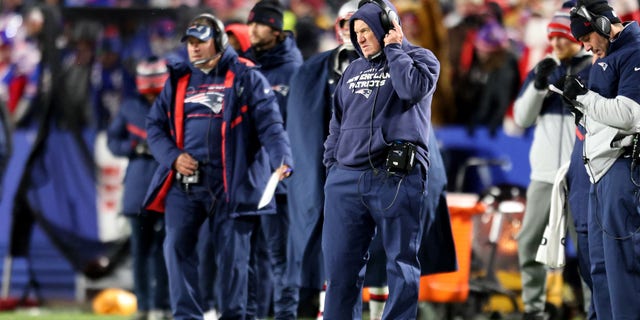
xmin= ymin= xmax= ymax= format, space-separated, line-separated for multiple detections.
xmin=597 ymin=62 xmax=608 ymax=71
xmin=272 ymin=84 xmax=290 ymax=97
xmin=185 ymin=91 xmax=224 ymax=114
xmin=355 ymin=88 xmax=372 ymax=98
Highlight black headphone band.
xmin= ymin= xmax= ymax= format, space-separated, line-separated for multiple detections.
xmin=356 ymin=0 xmax=398 ymax=32
xmin=571 ymin=5 xmax=611 ymax=38
xmin=191 ymin=13 xmax=229 ymax=51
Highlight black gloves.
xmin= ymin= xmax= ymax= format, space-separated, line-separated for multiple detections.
xmin=560 ymin=75 xmax=588 ymax=125
xmin=533 ymin=57 xmax=558 ymax=90
xmin=563 ymin=75 xmax=588 ymax=100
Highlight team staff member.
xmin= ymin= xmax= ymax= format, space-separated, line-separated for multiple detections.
xmin=513 ymin=4 xmax=592 ymax=319
xmin=322 ymin=0 xmax=451 ymax=318
xmin=107 ymin=56 xmax=171 ymax=320
xmin=245 ymin=1 xmax=304 ymax=318
xmin=143 ymin=12 xmax=292 ymax=320
xmin=566 ymin=0 xmax=640 ymax=318
xmin=286 ymin=1 xmax=360 ymax=317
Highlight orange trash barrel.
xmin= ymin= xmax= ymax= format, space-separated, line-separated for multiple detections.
xmin=419 ymin=193 xmax=485 ymax=303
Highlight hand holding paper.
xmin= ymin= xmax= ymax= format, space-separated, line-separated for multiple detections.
xmin=257 ymin=164 xmax=292 ymax=209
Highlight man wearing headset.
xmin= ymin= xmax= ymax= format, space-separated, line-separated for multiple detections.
xmin=513 ymin=3 xmax=592 ymax=319
xmin=322 ymin=0 xmax=451 ymax=318
xmin=564 ymin=0 xmax=640 ymax=318
xmin=143 ymin=12 xmax=292 ymax=320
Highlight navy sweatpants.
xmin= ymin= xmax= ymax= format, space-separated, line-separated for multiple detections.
xmin=322 ymin=164 xmax=426 ymax=319
xmin=588 ymin=157 xmax=640 ymax=319
xmin=260 ymin=196 xmax=300 ymax=318
xmin=164 ymin=182 xmax=253 ymax=320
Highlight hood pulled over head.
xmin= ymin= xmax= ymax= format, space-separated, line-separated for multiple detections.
xmin=349 ymin=0 xmax=400 ymax=58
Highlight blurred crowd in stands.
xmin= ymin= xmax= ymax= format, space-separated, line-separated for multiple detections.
xmin=1 ymin=0 xmax=638 ymax=138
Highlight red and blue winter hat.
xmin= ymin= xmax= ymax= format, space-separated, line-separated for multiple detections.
xmin=548 ymin=2 xmax=579 ymax=43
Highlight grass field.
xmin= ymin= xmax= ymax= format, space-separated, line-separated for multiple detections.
xmin=0 ymin=306 xmax=323 ymax=320
xmin=0 ymin=309 xmax=324 ymax=320
xmin=0 ymin=299 xmax=131 ymax=320
xmin=0 ymin=309 xmax=129 ymax=320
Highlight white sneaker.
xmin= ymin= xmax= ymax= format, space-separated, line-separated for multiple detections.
xmin=203 ymin=309 xmax=219 ymax=320
xmin=147 ymin=310 xmax=172 ymax=320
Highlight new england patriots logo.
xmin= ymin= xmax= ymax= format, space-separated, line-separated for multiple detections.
xmin=185 ymin=91 xmax=225 ymax=114
xmin=597 ymin=62 xmax=608 ymax=71
xmin=355 ymin=89 xmax=372 ymax=98
xmin=272 ymin=84 xmax=290 ymax=97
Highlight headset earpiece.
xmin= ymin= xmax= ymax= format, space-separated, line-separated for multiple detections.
xmin=573 ymin=5 xmax=611 ymax=38
xmin=357 ymin=0 xmax=399 ymax=33
xmin=594 ymin=15 xmax=611 ymax=38
xmin=193 ymin=13 xmax=229 ymax=51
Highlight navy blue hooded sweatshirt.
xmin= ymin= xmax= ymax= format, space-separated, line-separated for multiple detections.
xmin=322 ymin=0 xmax=440 ymax=170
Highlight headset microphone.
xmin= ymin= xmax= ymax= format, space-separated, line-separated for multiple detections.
xmin=193 ymin=57 xmax=212 ymax=65
xmin=193 ymin=52 xmax=222 ymax=66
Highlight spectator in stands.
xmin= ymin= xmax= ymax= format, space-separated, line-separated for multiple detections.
xmin=91 ymin=26 xmax=135 ymax=129
xmin=394 ymin=0 xmax=455 ymax=125
xmin=289 ymin=0 xmax=326 ymax=60
xmin=107 ymin=56 xmax=171 ymax=320
xmin=9 ymin=5 xmax=46 ymax=127
xmin=149 ymin=18 xmax=187 ymax=64
xmin=0 ymin=29 xmax=12 ymax=190
xmin=453 ymin=19 xmax=520 ymax=135
xmin=118 ymin=17 xmax=152 ymax=90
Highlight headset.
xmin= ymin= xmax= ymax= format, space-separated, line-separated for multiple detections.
xmin=357 ymin=0 xmax=399 ymax=33
xmin=571 ymin=5 xmax=611 ymax=38
xmin=189 ymin=13 xmax=229 ymax=52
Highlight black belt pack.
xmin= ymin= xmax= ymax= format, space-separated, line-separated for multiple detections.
xmin=385 ymin=141 xmax=416 ymax=173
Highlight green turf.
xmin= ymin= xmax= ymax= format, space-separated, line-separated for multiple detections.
xmin=0 ymin=309 xmax=129 ymax=320
xmin=0 ymin=310 xmax=328 ymax=320
xmin=0 ymin=310 xmax=323 ymax=320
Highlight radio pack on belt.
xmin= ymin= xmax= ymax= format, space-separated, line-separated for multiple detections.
xmin=177 ymin=170 xmax=200 ymax=185
xmin=385 ymin=141 xmax=416 ymax=173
